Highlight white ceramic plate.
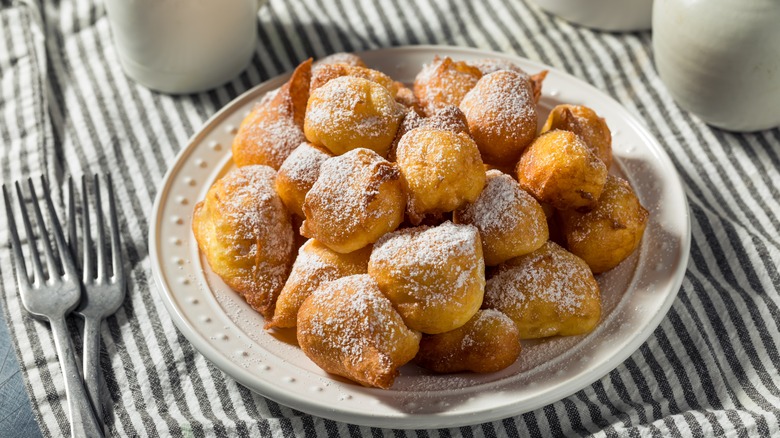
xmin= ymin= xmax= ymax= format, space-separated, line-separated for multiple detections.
xmin=150 ymin=46 xmax=691 ymax=429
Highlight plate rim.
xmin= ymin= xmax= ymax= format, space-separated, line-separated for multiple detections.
xmin=149 ymin=44 xmax=692 ymax=429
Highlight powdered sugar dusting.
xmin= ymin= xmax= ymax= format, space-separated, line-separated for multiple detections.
xmin=370 ymin=221 xmax=482 ymax=306
xmin=240 ymin=104 xmax=307 ymax=168
xmin=305 ymin=76 xmax=402 ymax=149
xmin=414 ymin=57 xmax=482 ymax=116
xmin=460 ymin=70 xmax=536 ymax=149
xmin=303 ymin=149 xmax=401 ymax=242
xmin=485 ymin=243 xmax=593 ymax=315
xmin=195 ymin=165 xmax=295 ymax=316
xmin=459 ymin=309 xmax=513 ymax=350
xmin=469 ymin=58 xmax=529 ymax=78
xmin=216 ymin=166 xmax=292 ymax=263
xmin=278 ymin=143 xmax=330 ymax=189
xmin=458 ymin=170 xmax=544 ymax=235
xmin=314 ymin=52 xmax=366 ymax=68
xmin=299 ymin=275 xmax=418 ymax=371
xmin=283 ymin=242 xmax=341 ymax=296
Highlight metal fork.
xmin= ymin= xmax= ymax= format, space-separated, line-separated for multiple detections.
xmin=3 ymin=178 xmax=104 ymax=438
xmin=67 ymin=175 xmax=125 ymax=424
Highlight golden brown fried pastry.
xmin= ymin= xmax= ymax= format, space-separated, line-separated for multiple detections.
xmin=483 ymin=241 xmax=601 ymax=339
xmin=469 ymin=58 xmax=528 ymax=76
xmin=368 ymin=221 xmax=485 ymax=334
xmin=304 ymin=76 xmax=405 ymax=157
xmin=459 ymin=70 xmax=537 ymax=166
xmin=516 ymin=130 xmax=608 ymax=211
xmin=454 ymin=170 xmax=548 ymax=266
xmin=396 ymin=126 xmax=485 ymax=224
xmin=422 ymin=104 xmax=471 ymax=135
xmin=233 ymin=59 xmax=312 ymax=169
xmin=414 ymin=56 xmax=482 ymax=117
xmin=388 ymin=108 xmax=425 ymax=161
xmin=192 ymin=166 xmax=295 ymax=319
xmin=301 ymin=148 xmax=405 ymax=253
xmin=468 ymin=59 xmax=547 ymax=104
xmin=394 ymin=82 xmax=424 ymax=115
xmin=542 ymin=105 xmax=613 ymax=169
xmin=310 ymin=64 xmax=399 ymax=97
xmin=297 ymin=274 xmax=421 ymax=389
xmin=266 ymin=240 xmax=371 ymax=329
xmin=529 ymin=71 xmax=548 ymax=104
xmin=414 ymin=309 xmax=521 ymax=373
xmin=388 ymin=105 xmax=470 ymax=162
xmin=315 ymin=52 xmax=367 ymax=68
xmin=275 ymin=142 xmax=332 ymax=217
xmin=558 ymin=174 xmax=648 ymax=273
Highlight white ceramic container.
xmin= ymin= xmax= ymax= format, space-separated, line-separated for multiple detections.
xmin=104 ymin=0 xmax=265 ymax=94
xmin=653 ymin=0 xmax=780 ymax=132
xmin=530 ymin=0 xmax=654 ymax=31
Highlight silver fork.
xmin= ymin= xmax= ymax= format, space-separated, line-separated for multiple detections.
xmin=67 ymin=175 xmax=125 ymax=424
xmin=3 ymin=178 xmax=104 ymax=438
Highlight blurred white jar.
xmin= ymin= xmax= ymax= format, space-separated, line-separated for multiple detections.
xmin=104 ymin=0 xmax=264 ymax=94
xmin=530 ymin=0 xmax=653 ymax=31
xmin=653 ymin=0 xmax=780 ymax=132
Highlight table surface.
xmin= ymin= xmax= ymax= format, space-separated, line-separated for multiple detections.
xmin=1 ymin=0 xmax=779 ymax=437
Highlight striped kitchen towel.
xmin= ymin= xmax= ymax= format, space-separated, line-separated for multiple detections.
xmin=1 ymin=0 xmax=779 ymax=436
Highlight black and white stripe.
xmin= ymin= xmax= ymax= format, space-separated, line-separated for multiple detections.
xmin=1 ymin=0 xmax=779 ymax=436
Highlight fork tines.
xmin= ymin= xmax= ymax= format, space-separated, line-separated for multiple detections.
xmin=3 ymin=177 xmax=78 ymax=287
xmin=68 ymin=175 xmax=122 ymax=285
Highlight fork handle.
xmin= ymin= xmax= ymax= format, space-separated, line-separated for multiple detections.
xmin=49 ymin=317 xmax=105 ymax=438
xmin=82 ymin=316 xmax=104 ymax=423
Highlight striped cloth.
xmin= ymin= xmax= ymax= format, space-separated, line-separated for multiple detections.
xmin=1 ymin=0 xmax=779 ymax=436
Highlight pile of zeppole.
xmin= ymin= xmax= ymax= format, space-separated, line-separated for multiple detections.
xmin=192 ymin=52 xmax=648 ymax=389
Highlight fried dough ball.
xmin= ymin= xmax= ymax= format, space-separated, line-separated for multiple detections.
xmin=414 ymin=56 xmax=482 ymax=117
xmin=304 ymin=76 xmax=405 ymax=157
xmin=459 ymin=70 xmax=537 ymax=166
xmin=483 ymin=241 xmax=601 ymax=339
xmin=542 ymin=105 xmax=613 ymax=169
xmin=310 ymin=63 xmax=399 ymax=97
xmin=388 ymin=105 xmax=470 ymax=161
xmin=414 ymin=309 xmax=521 ymax=373
xmin=467 ymin=59 xmax=547 ymax=103
xmin=396 ymin=127 xmax=485 ymax=224
xmin=265 ymin=240 xmax=371 ymax=329
xmin=297 ymin=274 xmax=421 ymax=389
xmin=454 ymin=170 xmax=548 ymax=266
xmin=301 ymin=148 xmax=405 ymax=253
xmin=516 ymin=130 xmax=608 ymax=210
xmin=192 ymin=166 xmax=295 ymax=319
xmin=233 ymin=59 xmax=311 ymax=169
xmin=368 ymin=222 xmax=485 ymax=334
xmin=558 ymin=174 xmax=648 ymax=273
xmin=315 ymin=52 xmax=367 ymax=68
xmin=275 ymin=142 xmax=332 ymax=217
xmin=388 ymin=108 xmax=424 ymax=161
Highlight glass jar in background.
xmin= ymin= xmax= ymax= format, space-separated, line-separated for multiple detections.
xmin=653 ymin=0 xmax=780 ymax=132
xmin=104 ymin=0 xmax=267 ymax=94
xmin=529 ymin=0 xmax=653 ymax=32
